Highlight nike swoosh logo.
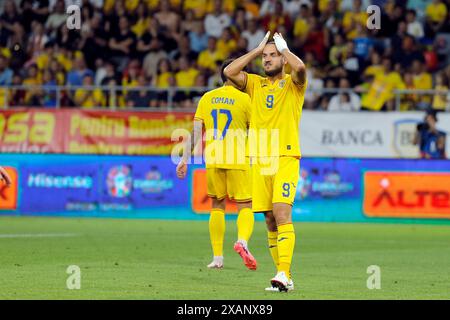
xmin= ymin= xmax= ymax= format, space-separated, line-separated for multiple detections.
xmin=278 ymin=237 xmax=288 ymax=242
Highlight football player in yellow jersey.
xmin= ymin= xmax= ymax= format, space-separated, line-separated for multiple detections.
xmin=224 ymin=31 xmax=307 ymax=292
xmin=176 ymin=60 xmax=257 ymax=271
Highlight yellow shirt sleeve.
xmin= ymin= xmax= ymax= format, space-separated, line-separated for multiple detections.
xmin=244 ymin=73 xmax=258 ymax=97
xmin=194 ymin=95 xmax=206 ymax=121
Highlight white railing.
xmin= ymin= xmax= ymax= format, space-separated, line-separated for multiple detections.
xmin=0 ymin=85 xmax=449 ymax=112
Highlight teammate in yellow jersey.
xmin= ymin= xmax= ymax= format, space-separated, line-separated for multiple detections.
xmin=0 ymin=166 xmax=12 ymax=187
xmin=176 ymin=60 xmax=257 ymax=271
xmin=225 ymin=31 xmax=307 ymax=292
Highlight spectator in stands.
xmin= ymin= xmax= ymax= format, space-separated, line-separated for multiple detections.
xmin=197 ymin=37 xmax=225 ymax=73
xmin=180 ymin=10 xmax=203 ymax=35
xmin=174 ymin=56 xmax=199 ymax=107
xmin=361 ymin=58 xmax=404 ymax=111
xmin=261 ymin=1 xmax=291 ymax=33
xmin=108 ymin=16 xmax=136 ymax=71
xmin=232 ymin=6 xmax=247 ymax=33
xmin=207 ymin=60 xmax=223 ymax=88
xmin=154 ymin=0 xmax=180 ymax=34
xmin=353 ymin=26 xmax=374 ymax=61
xmin=45 ymin=0 xmax=66 ymax=38
xmin=74 ymin=74 xmax=105 ymax=108
xmin=216 ymin=27 xmax=236 ymax=58
xmin=401 ymin=72 xmax=419 ymax=111
xmin=302 ymin=15 xmax=328 ymax=64
xmin=414 ymin=110 xmax=446 ymax=159
xmin=78 ymin=12 xmax=108 ymax=70
xmin=155 ymin=58 xmax=175 ymax=108
xmin=188 ymin=21 xmax=209 ymax=54
xmin=241 ymin=19 xmax=265 ymax=52
xmin=0 ymin=0 xmax=19 ymax=47
xmin=412 ymin=59 xmax=433 ymax=109
xmin=41 ymin=68 xmax=57 ymax=108
xmin=170 ymin=35 xmax=197 ymax=63
xmin=328 ymin=33 xmax=347 ymax=67
xmin=319 ymin=78 xmax=337 ymax=111
xmin=406 ymin=9 xmax=424 ymax=40
xmin=304 ymin=66 xmax=324 ymax=110
xmin=432 ymin=72 xmax=449 ymax=111
xmin=0 ymin=54 xmax=13 ymax=85
xmin=327 ymin=78 xmax=361 ymax=111
xmin=425 ymin=0 xmax=448 ymax=37
xmin=8 ymin=23 xmax=27 ymax=72
xmin=204 ymin=0 xmax=231 ymax=38
xmin=322 ymin=0 xmax=344 ymax=35
xmin=22 ymin=63 xmax=41 ymax=106
xmin=342 ymin=0 xmax=368 ymax=40
xmin=66 ymin=55 xmax=94 ymax=86
xmin=130 ymin=2 xmax=151 ymax=38
xmin=9 ymin=73 xmax=25 ymax=107
xmin=27 ymin=21 xmax=48 ymax=59
xmin=54 ymin=23 xmax=79 ymax=51
xmin=190 ymin=73 xmax=208 ymax=105
xmin=363 ymin=51 xmax=383 ymax=78
xmin=126 ymin=74 xmax=158 ymax=109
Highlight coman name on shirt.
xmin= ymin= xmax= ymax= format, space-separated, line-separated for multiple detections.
xmin=211 ymin=97 xmax=235 ymax=105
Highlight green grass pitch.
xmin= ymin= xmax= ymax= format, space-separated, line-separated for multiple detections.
xmin=0 ymin=216 xmax=449 ymax=299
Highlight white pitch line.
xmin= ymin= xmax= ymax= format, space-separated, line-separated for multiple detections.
xmin=0 ymin=233 xmax=78 ymax=239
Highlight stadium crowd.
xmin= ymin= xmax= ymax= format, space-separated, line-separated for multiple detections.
xmin=0 ymin=0 xmax=450 ymax=111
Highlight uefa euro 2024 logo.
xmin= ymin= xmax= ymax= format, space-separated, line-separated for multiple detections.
xmin=107 ymin=166 xmax=132 ymax=198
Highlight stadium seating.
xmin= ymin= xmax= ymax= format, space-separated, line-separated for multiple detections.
xmin=0 ymin=0 xmax=449 ymax=111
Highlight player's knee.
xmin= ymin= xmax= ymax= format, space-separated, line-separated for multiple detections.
xmin=212 ymin=197 xmax=226 ymax=210
xmin=264 ymin=212 xmax=277 ymax=231
xmin=273 ymin=203 xmax=292 ymax=225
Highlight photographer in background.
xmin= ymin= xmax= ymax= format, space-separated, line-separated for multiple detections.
xmin=413 ymin=110 xmax=447 ymax=159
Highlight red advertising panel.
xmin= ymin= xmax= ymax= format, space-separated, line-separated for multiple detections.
xmin=0 ymin=109 xmax=64 ymax=153
xmin=0 ymin=109 xmax=193 ymax=155
xmin=364 ymin=171 xmax=450 ymax=219
xmin=64 ymin=110 xmax=193 ymax=155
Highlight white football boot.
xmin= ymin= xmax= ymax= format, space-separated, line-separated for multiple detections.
xmin=265 ymin=278 xmax=294 ymax=292
xmin=269 ymin=271 xmax=293 ymax=292
xmin=207 ymin=256 xmax=223 ymax=269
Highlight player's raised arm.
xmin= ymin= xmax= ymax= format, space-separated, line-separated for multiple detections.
xmin=273 ymin=32 xmax=306 ymax=86
xmin=176 ymin=119 xmax=203 ymax=179
xmin=0 ymin=166 xmax=12 ymax=187
xmin=224 ymin=31 xmax=270 ymax=90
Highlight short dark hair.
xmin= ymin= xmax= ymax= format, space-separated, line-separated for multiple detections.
xmin=220 ymin=59 xmax=234 ymax=83
xmin=426 ymin=109 xmax=438 ymax=122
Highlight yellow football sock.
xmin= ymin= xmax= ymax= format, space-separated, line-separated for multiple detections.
xmin=277 ymin=223 xmax=295 ymax=277
xmin=237 ymin=207 xmax=254 ymax=242
xmin=209 ymin=209 xmax=225 ymax=257
xmin=267 ymin=230 xmax=279 ymax=269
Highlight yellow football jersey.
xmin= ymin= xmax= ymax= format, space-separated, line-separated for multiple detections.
xmin=243 ymin=73 xmax=307 ymax=158
xmin=194 ymin=85 xmax=251 ymax=170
